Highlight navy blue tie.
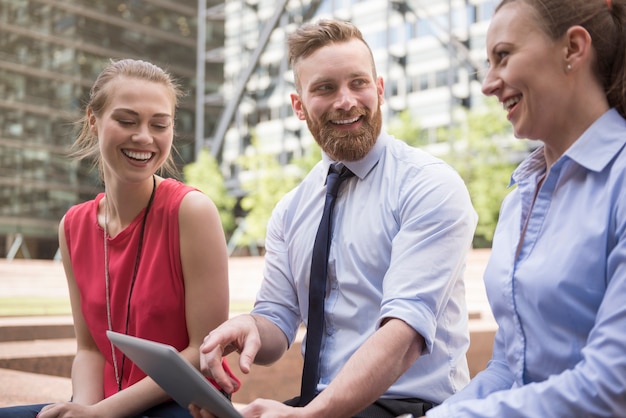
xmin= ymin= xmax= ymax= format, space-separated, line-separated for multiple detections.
xmin=299 ymin=164 xmax=354 ymax=406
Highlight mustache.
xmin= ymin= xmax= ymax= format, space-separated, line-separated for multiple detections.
xmin=323 ymin=109 xmax=367 ymax=122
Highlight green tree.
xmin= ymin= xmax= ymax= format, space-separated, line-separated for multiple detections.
xmin=444 ymin=99 xmax=527 ymax=247
xmin=291 ymin=140 xmax=322 ymax=175
xmin=182 ymin=148 xmax=237 ymax=237
xmin=387 ymin=109 xmax=428 ymax=147
xmin=236 ymin=134 xmax=310 ymax=248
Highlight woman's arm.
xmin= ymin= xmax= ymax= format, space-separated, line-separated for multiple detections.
xmin=58 ymin=216 xmax=106 ymax=406
xmin=178 ymin=190 xmax=230 ymax=357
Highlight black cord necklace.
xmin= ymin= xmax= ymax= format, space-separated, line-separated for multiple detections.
xmin=104 ymin=174 xmax=157 ymax=391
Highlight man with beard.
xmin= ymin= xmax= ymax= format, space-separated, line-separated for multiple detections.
xmin=190 ymin=19 xmax=477 ymax=418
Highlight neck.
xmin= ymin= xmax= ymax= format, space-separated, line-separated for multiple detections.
xmin=103 ymin=175 xmax=157 ymax=238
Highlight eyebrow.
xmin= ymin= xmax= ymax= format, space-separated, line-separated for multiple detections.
xmin=309 ymin=71 xmax=371 ymax=85
xmin=489 ymin=41 xmax=511 ymax=52
xmin=112 ymin=108 xmax=172 ymax=118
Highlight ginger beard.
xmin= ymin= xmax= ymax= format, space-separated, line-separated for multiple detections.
xmin=302 ymin=97 xmax=383 ymax=162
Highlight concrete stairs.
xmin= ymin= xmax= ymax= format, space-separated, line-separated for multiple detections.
xmin=0 ymin=315 xmax=75 ymax=378
xmin=0 ymin=316 xmax=74 ymax=407
xmin=0 ymin=315 xmax=305 ymax=407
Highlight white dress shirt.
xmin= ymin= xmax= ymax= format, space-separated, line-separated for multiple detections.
xmin=252 ymin=131 xmax=477 ymax=403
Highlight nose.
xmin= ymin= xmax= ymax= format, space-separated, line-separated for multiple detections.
xmin=131 ymin=125 xmax=152 ymax=144
xmin=334 ymin=85 xmax=357 ymax=111
xmin=481 ymin=67 xmax=501 ymax=97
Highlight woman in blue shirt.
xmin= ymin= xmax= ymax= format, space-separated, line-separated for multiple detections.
xmin=427 ymin=0 xmax=626 ymax=417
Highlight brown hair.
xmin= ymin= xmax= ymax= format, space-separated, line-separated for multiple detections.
xmin=287 ymin=19 xmax=376 ymax=93
xmin=72 ymin=58 xmax=183 ymax=181
xmin=495 ymin=0 xmax=626 ymax=118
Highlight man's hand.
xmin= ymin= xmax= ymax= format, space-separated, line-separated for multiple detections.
xmin=189 ymin=403 xmax=217 ymax=418
xmin=241 ymin=398 xmax=309 ymax=418
xmin=190 ymin=399 xmax=309 ymax=418
xmin=200 ymin=314 xmax=261 ymax=393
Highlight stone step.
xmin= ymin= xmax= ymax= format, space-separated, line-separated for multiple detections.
xmin=0 ymin=315 xmax=74 ymax=342
xmin=0 ymin=338 xmax=74 ymax=378
xmin=0 ymin=368 xmax=72 ymax=407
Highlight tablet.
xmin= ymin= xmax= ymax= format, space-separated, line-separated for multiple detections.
xmin=106 ymin=330 xmax=243 ymax=418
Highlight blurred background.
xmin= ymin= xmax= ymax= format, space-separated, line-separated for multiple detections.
xmin=0 ymin=0 xmax=532 ymax=260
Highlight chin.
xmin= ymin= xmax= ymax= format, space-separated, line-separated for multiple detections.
xmin=511 ymin=123 xmax=529 ymax=140
xmin=512 ymin=126 xmax=538 ymax=141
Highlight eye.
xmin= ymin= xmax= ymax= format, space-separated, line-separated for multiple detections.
xmin=152 ymin=118 xmax=171 ymax=130
xmin=117 ymin=120 xmax=135 ymax=126
xmin=315 ymin=84 xmax=333 ymax=92
xmin=492 ymin=48 xmax=509 ymax=65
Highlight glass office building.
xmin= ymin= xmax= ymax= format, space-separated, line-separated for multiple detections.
xmin=0 ymin=0 xmax=224 ymax=258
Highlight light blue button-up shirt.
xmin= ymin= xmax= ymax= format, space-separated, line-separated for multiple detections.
xmin=428 ymin=109 xmax=626 ymax=417
xmin=252 ymin=132 xmax=477 ymax=403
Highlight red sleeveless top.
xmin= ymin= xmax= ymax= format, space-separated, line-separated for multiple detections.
xmin=65 ymin=179 xmax=211 ymax=397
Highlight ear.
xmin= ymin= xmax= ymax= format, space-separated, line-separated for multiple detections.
xmin=87 ymin=107 xmax=98 ymax=135
xmin=376 ymin=76 xmax=385 ymax=105
xmin=290 ymin=93 xmax=306 ymax=121
xmin=564 ymin=25 xmax=592 ymax=71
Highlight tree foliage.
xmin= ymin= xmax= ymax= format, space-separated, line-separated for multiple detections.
xmin=387 ymin=109 xmax=429 ymax=147
xmin=235 ymin=134 xmax=318 ymax=247
xmin=444 ymin=100 xmax=526 ymax=247
xmin=182 ymin=148 xmax=237 ymax=237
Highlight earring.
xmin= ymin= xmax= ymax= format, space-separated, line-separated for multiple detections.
xmin=566 ymin=64 xmax=572 ymax=72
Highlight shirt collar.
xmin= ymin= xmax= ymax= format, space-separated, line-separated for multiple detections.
xmin=511 ymin=146 xmax=546 ymax=187
xmin=321 ymin=131 xmax=388 ymax=180
xmin=511 ymin=108 xmax=626 ymax=185
xmin=565 ymin=108 xmax=626 ymax=172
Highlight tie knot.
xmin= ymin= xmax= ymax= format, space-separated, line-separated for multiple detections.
xmin=330 ymin=163 xmax=344 ymax=174
xmin=326 ymin=164 xmax=353 ymax=197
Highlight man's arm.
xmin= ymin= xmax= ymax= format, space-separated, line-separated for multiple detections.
xmin=303 ymin=318 xmax=424 ymax=418
xmin=248 ymin=314 xmax=290 ymax=365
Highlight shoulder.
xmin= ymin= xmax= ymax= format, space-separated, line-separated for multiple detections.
xmin=159 ymin=177 xmax=198 ymax=196
xmin=180 ymin=189 xmax=217 ymax=211
xmin=381 ymin=136 xmax=466 ymax=189
xmin=177 ymin=186 xmax=219 ymax=222
xmin=155 ymin=178 xmax=206 ymax=209
xmin=385 ymin=135 xmax=449 ymax=168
